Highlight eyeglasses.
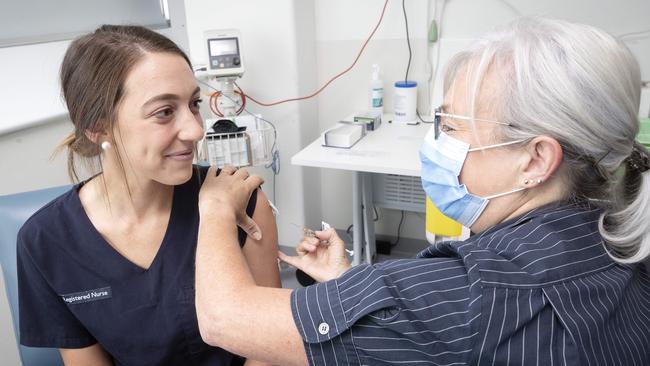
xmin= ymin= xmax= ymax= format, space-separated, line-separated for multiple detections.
xmin=433 ymin=106 xmax=511 ymax=140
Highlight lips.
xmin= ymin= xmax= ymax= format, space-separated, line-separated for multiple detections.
xmin=165 ymin=149 xmax=194 ymax=161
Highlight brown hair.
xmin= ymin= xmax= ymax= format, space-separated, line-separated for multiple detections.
xmin=56 ymin=25 xmax=192 ymax=182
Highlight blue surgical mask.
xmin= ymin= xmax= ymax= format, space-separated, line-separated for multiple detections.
xmin=419 ymin=128 xmax=525 ymax=227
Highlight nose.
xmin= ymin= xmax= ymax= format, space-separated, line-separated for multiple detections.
xmin=177 ymin=109 xmax=204 ymax=142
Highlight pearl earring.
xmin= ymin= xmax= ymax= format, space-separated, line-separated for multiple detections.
xmin=101 ymin=141 xmax=111 ymax=151
xmin=524 ymin=179 xmax=530 ymax=185
xmin=537 ymin=179 xmax=543 ymax=184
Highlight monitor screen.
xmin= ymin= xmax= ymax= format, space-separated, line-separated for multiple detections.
xmin=209 ymin=38 xmax=238 ymax=56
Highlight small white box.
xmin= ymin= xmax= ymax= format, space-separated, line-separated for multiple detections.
xmin=321 ymin=123 xmax=364 ymax=148
xmin=353 ymin=110 xmax=382 ymax=131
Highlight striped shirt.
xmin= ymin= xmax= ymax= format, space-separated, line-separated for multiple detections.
xmin=290 ymin=201 xmax=650 ymax=365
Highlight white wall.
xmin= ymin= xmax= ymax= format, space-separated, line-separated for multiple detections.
xmin=314 ymin=0 xmax=650 ymax=242
xmin=0 ymin=117 xmax=73 ymax=194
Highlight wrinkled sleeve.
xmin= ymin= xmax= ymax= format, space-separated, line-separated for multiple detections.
xmin=291 ymin=264 xmax=398 ymax=365
xmin=291 ymin=257 xmax=475 ymax=366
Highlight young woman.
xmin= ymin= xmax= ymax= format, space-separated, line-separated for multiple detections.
xmin=17 ymin=25 xmax=279 ymax=366
xmin=194 ymin=18 xmax=650 ymax=365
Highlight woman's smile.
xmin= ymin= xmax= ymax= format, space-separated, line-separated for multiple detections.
xmin=165 ymin=149 xmax=194 ymax=161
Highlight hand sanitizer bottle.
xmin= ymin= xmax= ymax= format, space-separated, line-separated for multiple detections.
xmin=370 ymin=64 xmax=383 ymax=113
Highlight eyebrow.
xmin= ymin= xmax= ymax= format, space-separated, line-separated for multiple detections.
xmin=142 ymin=86 xmax=201 ymax=109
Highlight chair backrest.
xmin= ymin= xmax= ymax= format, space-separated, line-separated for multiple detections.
xmin=0 ymin=267 xmax=22 ymax=364
xmin=0 ymin=186 xmax=70 ymax=366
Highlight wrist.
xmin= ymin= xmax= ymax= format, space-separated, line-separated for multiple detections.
xmin=336 ymin=264 xmax=352 ymax=278
xmin=199 ymin=204 xmax=237 ymax=221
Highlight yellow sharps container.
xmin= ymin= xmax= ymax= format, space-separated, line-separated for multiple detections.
xmin=425 ymin=196 xmax=462 ymax=244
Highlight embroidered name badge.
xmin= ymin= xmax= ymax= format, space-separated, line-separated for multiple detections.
xmin=61 ymin=287 xmax=112 ymax=304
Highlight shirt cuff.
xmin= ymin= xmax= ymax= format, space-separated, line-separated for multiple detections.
xmin=291 ymin=280 xmax=348 ymax=343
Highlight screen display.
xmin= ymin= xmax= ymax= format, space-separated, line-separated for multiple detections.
xmin=209 ymin=38 xmax=238 ymax=56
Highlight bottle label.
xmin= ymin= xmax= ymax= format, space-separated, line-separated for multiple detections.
xmin=371 ymin=88 xmax=383 ymax=108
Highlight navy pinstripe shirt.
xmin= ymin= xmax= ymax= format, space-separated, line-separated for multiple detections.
xmin=290 ymin=201 xmax=650 ymax=365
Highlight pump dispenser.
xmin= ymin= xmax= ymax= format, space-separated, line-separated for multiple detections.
xmin=370 ymin=64 xmax=383 ymax=113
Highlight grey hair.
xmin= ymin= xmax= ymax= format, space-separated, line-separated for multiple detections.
xmin=443 ymin=17 xmax=650 ymax=263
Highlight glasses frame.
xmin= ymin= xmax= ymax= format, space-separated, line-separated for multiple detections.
xmin=433 ymin=106 xmax=510 ymax=140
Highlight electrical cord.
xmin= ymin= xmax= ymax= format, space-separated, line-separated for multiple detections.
xmin=619 ymin=29 xmax=650 ymax=40
xmin=402 ymin=0 xmax=412 ymax=83
xmin=237 ymin=0 xmax=389 ymax=107
xmin=427 ymin=0 xmax=446 ymax=115
xmin=391 ymin=211 xmax=405 ymax=247
xmin=209 ymin=87 xmax=246 ymax=117
xmin=497 ymin=0 xmax=521 ymax=16
xmin=425 ymin=0 xmax=434 ymax=115
xmin=417 ymin=109 xmax=434 ymax=124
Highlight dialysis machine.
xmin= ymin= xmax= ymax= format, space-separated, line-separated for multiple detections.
xmin=195 ymin=29 xmax=275 ymax=168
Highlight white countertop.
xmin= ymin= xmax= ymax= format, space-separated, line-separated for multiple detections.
xmin=291 ymin=117 xmax=431 ymax=177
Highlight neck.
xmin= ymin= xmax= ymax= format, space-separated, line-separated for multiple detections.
xmin=470 ymin=178 xmax=566 ymax=233
xmin=90 ymin=160 xmax=173 ymax=219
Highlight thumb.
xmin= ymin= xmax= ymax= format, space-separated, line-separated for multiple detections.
xmin=239 ymin=215 xmax=262 ymax=241
xmin=315 ymin=228 xmax=344 ymax=247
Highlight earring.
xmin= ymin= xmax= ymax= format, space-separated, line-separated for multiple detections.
xmin=101 ymin=141 xmax=111 ymax=151
xmin=537 ymin=179 xmax=543 ymax=184
xmin=524 ymin=179 xmax=530 ymax=185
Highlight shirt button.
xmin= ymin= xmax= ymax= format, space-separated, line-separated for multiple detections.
xmin=318 ymin=322 xmax=330 ymax=335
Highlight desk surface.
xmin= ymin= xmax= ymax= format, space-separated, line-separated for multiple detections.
xmin=291 ymin=118 xmax=431 ymax=177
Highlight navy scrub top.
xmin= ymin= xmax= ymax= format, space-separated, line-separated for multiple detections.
xmin=17 ymin=167 xmax=256 ymax=366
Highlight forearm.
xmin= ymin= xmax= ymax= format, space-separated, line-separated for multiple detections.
xmin=195 ymin=208 xmax=306 ymax=365
xmin=195 ymin=209 xmax=255 ymax=339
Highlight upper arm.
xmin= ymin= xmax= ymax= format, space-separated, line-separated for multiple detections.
xmin=60 ymin=344 xmax=112 ymax=366
xmin=204 ymin=287 xmax=308 ymax=366
xmin=242 ymin=189 xmax=281 ymax=288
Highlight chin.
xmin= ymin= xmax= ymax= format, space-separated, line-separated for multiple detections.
xmin=159 ymin=164 xmax=195 ymax=186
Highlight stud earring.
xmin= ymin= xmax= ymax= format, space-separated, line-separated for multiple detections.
xmin=537 ymin=179 xmax=543 ymax=184
xmin=101 ymin=141 xmax=111 ymax=151
xmin=524 ymin=179 xmax=530 ymax=185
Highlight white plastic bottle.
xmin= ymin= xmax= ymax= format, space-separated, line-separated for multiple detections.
xmin=369 ymin=64 xmax=383 ymax=113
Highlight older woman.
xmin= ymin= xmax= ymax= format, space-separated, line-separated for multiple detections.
xmin=195 ymin=18 xmax=650 ymax=365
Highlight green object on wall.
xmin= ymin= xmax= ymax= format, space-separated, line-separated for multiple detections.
xmin=429 ymin=20 xmax=438 ymax=43
xmin=639 ymin=117 xmax=650 ymax=149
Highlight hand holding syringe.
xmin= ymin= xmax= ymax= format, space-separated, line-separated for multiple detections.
xmin=296 ymin=222 xmax=354 ymax=255
xmin=278 ymin=222 xmax=353 ymax=282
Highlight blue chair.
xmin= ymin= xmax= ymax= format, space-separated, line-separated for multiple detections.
xmin=0 ymin=186 xmax=70 ymax=366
